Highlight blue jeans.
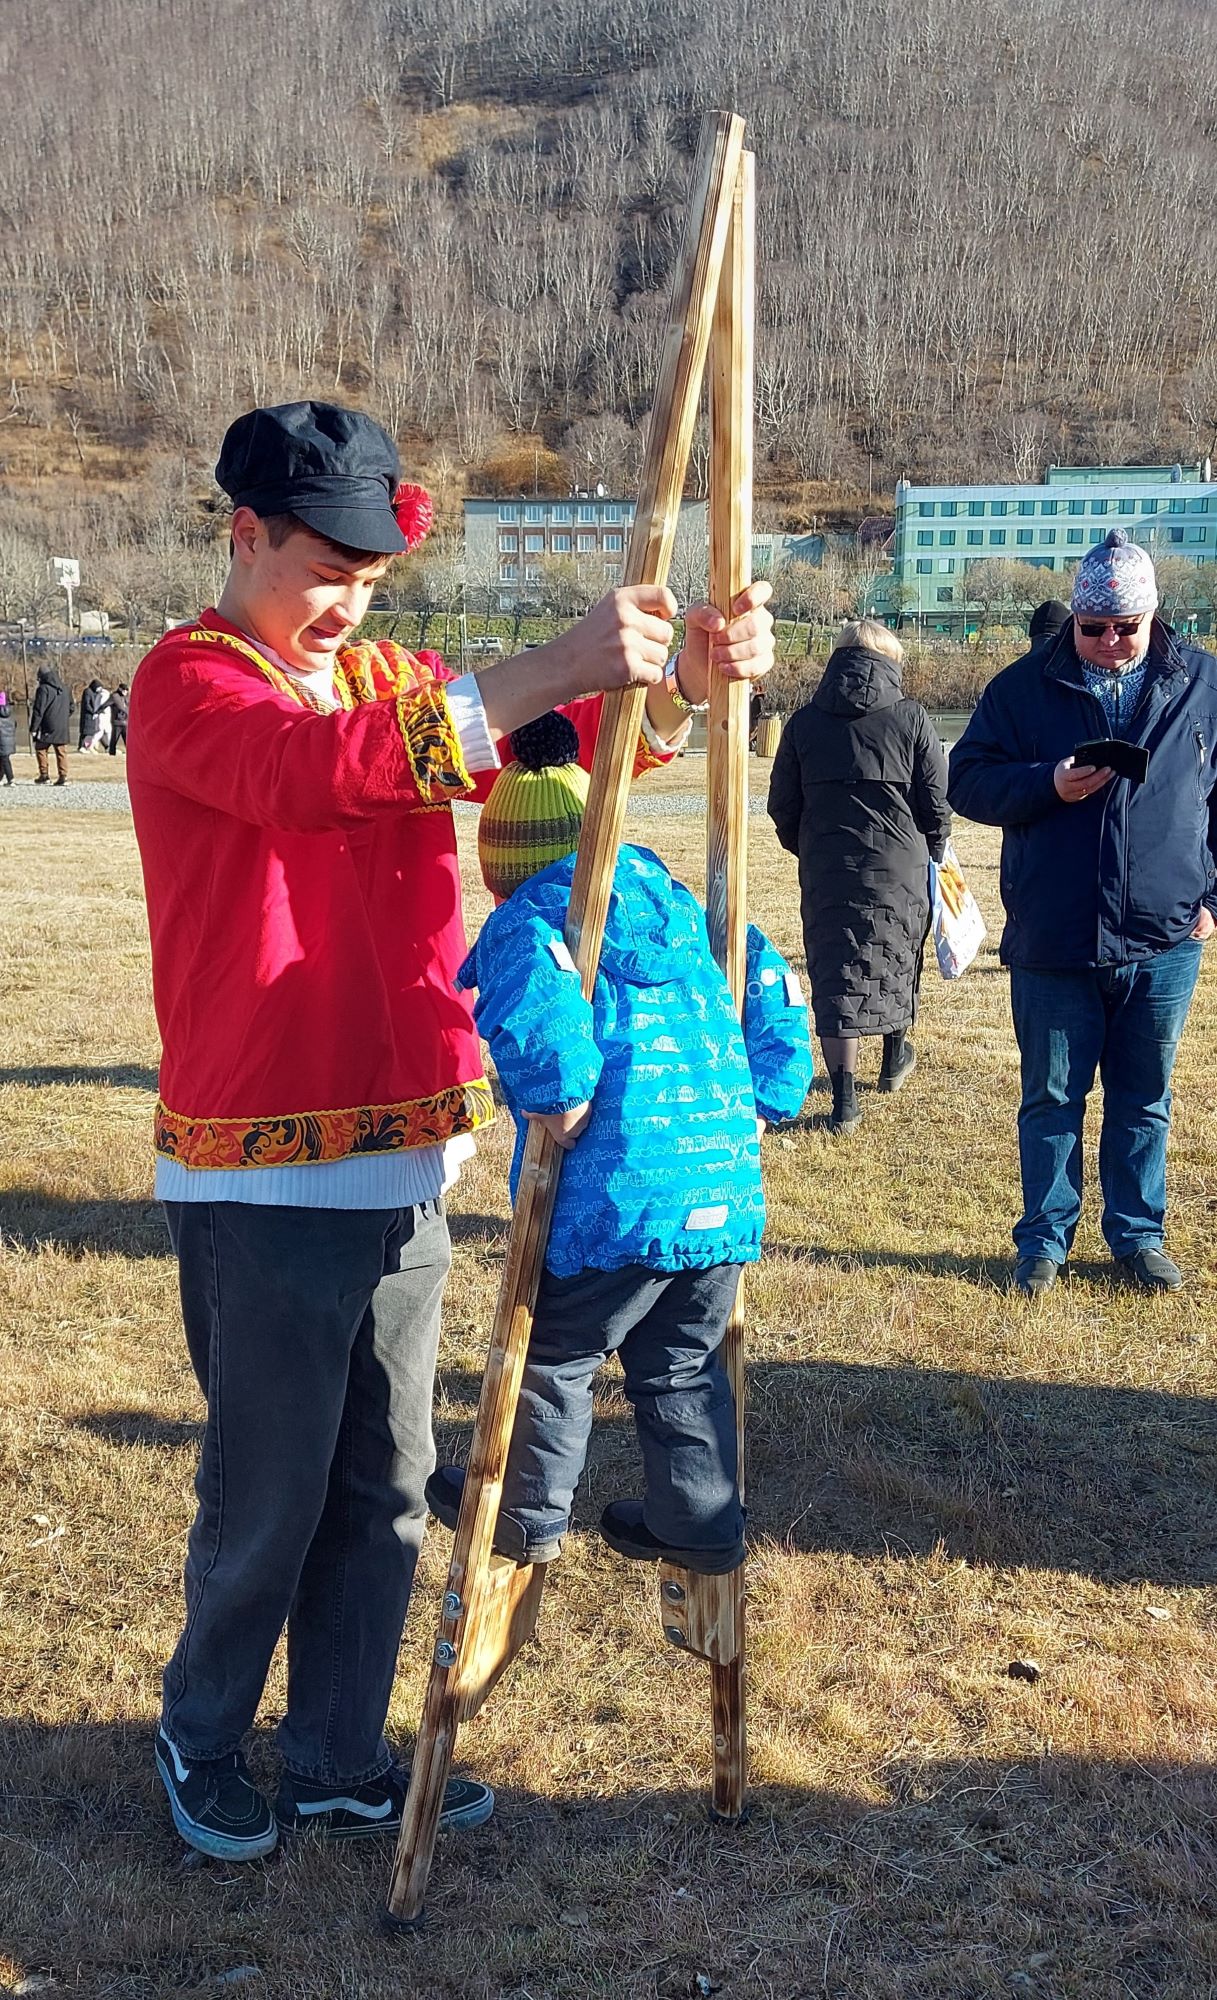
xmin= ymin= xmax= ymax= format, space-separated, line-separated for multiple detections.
xmin=1010 ymin=939 xmax=1203 ymax=1263
xmin=498 ymin=1263 xmax=745 ymax=1560
xmin=161 ymin=1200 xmax=449 ymax=1785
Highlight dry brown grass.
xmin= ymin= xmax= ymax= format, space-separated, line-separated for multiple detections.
xmin=2 ymin=781 xmax=1216 ymax=2000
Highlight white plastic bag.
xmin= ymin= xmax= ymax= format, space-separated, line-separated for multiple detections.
xmin=930 ymin=840 xmax=986 ymax=980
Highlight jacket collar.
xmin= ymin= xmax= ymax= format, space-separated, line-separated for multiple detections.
xmin=1040 ymin=615 xmax=1188 ymax=692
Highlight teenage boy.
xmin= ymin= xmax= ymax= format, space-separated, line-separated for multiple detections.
xmin=127 ymin=400 xmax=775 ymax=1861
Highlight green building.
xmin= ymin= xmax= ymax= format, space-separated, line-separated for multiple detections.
xmin=888 ymin=462 xmax=1217 ymax=636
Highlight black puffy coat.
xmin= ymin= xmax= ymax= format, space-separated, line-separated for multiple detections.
xmin=0 ymin=700 xmax=16 ymax=757
xmin=768 ymin=644 xmax=952 ymax=1038
xmin=29 ymin=667 xmax=71 ymax=745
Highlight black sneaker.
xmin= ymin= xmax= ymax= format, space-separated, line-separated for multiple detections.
xmin=154 ymin=1728 xmax=277 ymax=1861
xmin=600 ymin=1499 xmax=744 ymax=1575
xmin=425 ymin=1465 xmax=564 ymax=1564
xmin=275 ymin=1762 xmax=494 ymax=1838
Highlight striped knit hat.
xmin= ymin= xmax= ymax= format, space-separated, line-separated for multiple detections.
xmin=478 ymin=711 xmax=590 ymax=901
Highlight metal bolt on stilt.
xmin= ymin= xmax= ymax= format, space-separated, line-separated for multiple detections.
xmin=664 ymin=1625 xmax=686 ymax=1647
xmin=442 ymin=1592 xmax=463 ymax=1619
xmin=662 ymin=1580 xmax=686 ymax=1604
xmin=434 ymin=1640 xmax=458 ymax=1668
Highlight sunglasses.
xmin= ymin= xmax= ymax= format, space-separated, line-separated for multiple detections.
xmin=1077 ymin=618 xmax=1143 ymax=638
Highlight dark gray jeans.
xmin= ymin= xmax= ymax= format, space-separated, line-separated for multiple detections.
xmin=161 ymin=1200 xmax=449 ymax=1786
xmin=499 ymin=1262 xmax=745 ymax=1560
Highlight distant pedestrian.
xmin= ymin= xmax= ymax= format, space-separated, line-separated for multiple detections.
xmin=1026 ymin=600 xmax=1070 ymax=656
xmin=29 ymin=666 xmax=72 ymax=785
xmin=768 ymin=619 xmax=951 ymax=1134
xmin=80 ymin=678 xmax=110 ymax=753
xmin=949 ymin=530 xmax=1216 ymax=1297
xmin=0 ymin=689 xmax=15 ymax=785
xmin=107 ymin=683 xmax=130 ymax=755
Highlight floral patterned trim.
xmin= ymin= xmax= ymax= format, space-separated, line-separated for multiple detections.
xmin=395 ymin=680 xmax=474 ymax=802
xmin=155 ymin=1079 xmax=495 ymax=1171
xmin=633 ymin=727 xmax=675 ymax=777
xmin=188 ymin=629 xmax=357 ymax=711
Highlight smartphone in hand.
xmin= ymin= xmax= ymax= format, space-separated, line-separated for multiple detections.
xmin=1073 ymin=739 xmax=1150 ymax=786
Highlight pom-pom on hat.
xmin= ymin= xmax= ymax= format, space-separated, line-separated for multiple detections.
xmin=1071 ymin=528 xmax=1158 ymax=618
xmin=478 ymin=712 xmax=590 ymax=902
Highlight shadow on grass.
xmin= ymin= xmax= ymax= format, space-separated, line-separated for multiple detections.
xmin=432 ymin=1350 xmax=1217 ymax=1588
xmin=769 ymin=1239 xmax=1127 ymax=1289
xmin=0 ymin=1718 xmax=1214 ymax=1997
xmin=73 ymin=1411 xmax=203 ymax=1451
xmin=0 ymin=1063 xmax=159 ymax=1090
xmin=0 ymin=1191 xmax=169 ymax=1259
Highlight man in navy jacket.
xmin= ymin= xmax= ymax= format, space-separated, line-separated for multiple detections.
xmin=949 ymin=530 xmax=1216 ymax=1296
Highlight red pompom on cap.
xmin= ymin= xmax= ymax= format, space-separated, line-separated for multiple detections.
xmin=392 ymin=482 xmax=433 ymax=551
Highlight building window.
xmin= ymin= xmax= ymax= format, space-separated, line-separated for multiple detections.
xmin=990 ymin=530 xmax=1006 ymax=546
xmin=498 ymin=505 xmax=518 ymax=522
xmin=1169 ymin=497 xmax=1185 ymax=513
xmin=991 ymin=501 xmax=1008 ymax=517
xmin=938 ymin=557 xmax=954 ymax=574
xmin=940 ymin=501 xmax=957 ymax=517
xmin=1187 ymin=526 xmax=1207 ymax=543
xmin=551 ymin=504 xmax=571 ymax=522
xmin=578 ymin=505 xmax=597 ymax=523
xmin=524 ymin=534 xmax=544 ymax=552
xmin=498 ymin=533 xmax=518 ymax=552
xmin=915 ymin=558 xmax=931 ymax=574
xmin=967 ymin=530 xmax=983 ymax=546
xmin=916 ymin=530 xmax=933 ymax=547
xmin=969 ymin=500 xmax=985 ymax=516
xmin=499 ymin=562 xmax=518 ymax=580
xmin=1040 ymin=529 xmax=1056 ymax=545
xmin=1169 ymin=526 xmax=1185 ymax=542
xmin=1069 ymin=499 xmax=1085 ymax=516
xmin=1067 ymin=528 xmax=1083 ymax=545
xmin=552 ymin=533 xmax=571 ymax=553
xmin=1141 ymin=499 xmax=1158 ymax=514
xmin=1041 ymin=500 xmax=1058 ymax=516
xmin=939 ymin=530 xmax=956 ymax=547
xmin=1119 ymin=500 xmax=1136 ymax=515
xmin=1019 ymin=500 xmax=1035 ymax=516
xmin=525 ymin=564 xmax=541 ymax=581
xmin=604 ymin=562 xmax=621 ymax=581
xmin=1017 ymin=529 xmax=1033 ymax=546
xmin=604 ymin=532 xmax=623 ymax=552
xmin=1089 ymin=529 xmax=1103 ymax=544
xmin=936 ymin=587 xmax=954 ymax=603
xmin=604 ymin=504 xmax=621 ymax=522
xmin=577 ymin=533 xmax=596 ymax=552
xmin=1189 ymin=496 xmax=1208 ymax=514
xmin=525 ymin=505 xmax=544 ymax=523
xmin=919 ymin=501 xmax=936 ymax=517
xmin=1090 ymin=500 xmax=1107 ymax=516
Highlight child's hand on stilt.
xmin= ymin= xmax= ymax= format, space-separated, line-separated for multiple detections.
xmin=528 ymin=1103 xmax=593 ymax=1151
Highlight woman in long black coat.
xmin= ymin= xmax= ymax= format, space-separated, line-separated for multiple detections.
xmin=768 ymin=621 xmax=951 ymax=1134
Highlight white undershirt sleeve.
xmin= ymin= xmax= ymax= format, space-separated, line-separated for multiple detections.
xmin=446 ymin=673 xmax=501 ymax=774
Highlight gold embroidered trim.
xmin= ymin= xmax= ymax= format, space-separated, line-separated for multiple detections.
xmin=395 ymin=681 xmax=473 ymax=802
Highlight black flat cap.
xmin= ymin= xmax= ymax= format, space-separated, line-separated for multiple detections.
xmin=215 ymin=401 xmax=406 ymax=555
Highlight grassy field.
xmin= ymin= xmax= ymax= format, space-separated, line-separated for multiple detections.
xmin=2 ymin=773 xmax=1216 ymax=2000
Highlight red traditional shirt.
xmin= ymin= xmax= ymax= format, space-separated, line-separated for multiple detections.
xmin=128 ymin=612 xmax=672 ymax=1173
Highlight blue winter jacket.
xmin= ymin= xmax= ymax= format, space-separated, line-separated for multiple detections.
xmin=947 ymin=621 xmax=1217 ymax=969
xmin=456 ymin=846 xmax=814 ymax=1277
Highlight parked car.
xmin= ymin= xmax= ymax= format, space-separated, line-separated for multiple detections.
xmin=464 ymin=636 xmax=505 ymax=659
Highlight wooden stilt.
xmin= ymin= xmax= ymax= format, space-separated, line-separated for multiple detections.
xmin=385 ymin=110 xmax=746 ymax=1930
xmin=654 ymin=148 xmax=755 ymax=1828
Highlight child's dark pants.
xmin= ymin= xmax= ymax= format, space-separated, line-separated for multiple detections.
xmin=498 ymin=1262 xmax=745 ymax=1560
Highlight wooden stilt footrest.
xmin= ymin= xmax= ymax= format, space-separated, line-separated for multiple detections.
xmin=453 ymin=1557 xmax=547 ymax=1723
xmin=656 ymin=1561 xmax=743 ymax=1665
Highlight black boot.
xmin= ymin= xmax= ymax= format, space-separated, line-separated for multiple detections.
xmin=829 ymin=1067 xmax=862 ymax=1135
xmin=878 ymin=1031 xmax=916 ymax=1094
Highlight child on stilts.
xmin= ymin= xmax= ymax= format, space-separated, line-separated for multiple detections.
xmin=427 ymin=712 xmax=813 ymax=1573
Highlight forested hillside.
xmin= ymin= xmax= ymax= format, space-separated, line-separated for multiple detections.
xmin=2 ymin=0 xmax=1217 ymax=624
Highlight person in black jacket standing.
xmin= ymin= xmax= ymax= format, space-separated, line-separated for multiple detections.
xmin=29 ymin=665 xmax=72 ymax=784
xmin=107 ymin=682 xmax=130 ymax=755
xmin=949 ymin=531 xmax=1216 ymax=1298
xmin=768 ymin=620 xmax=951 ymax=1134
